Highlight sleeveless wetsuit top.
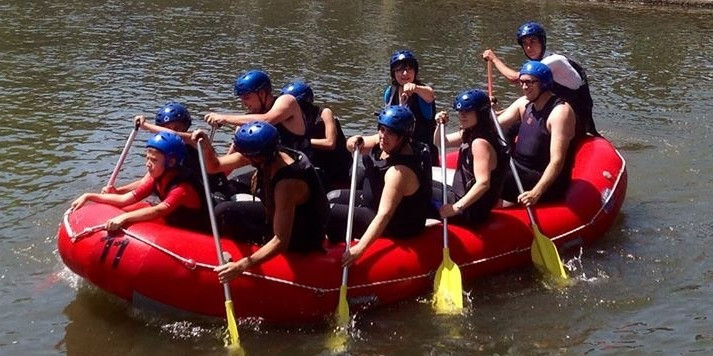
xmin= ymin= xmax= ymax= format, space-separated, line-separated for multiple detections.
xmin=362 ymin=141 xmax=432 ymax=237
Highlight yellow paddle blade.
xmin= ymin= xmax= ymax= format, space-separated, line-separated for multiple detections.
xmin=433 ymin=248 xmax=464 ymax=314
xmin=325 ymin=325 xmax=348 ymax=353
xmin=530 ymin=224 xmax=568 ymax=280
xmin=335 ymin=284 xmax=350 ymax=326
xmin=224 ymin=300 xmax=242 ymax=348
xmin=327 ymin=285 xmax=350 ymax=353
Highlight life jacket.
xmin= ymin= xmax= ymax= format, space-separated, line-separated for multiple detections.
xmin=452 ymin=129 xmax=508 ymax=223
xmin=310 ymin=110 xmax=351 ymax=188
xmin=550 ymin=56 xmax=600 ymax=137
xmin=362 ymin=141 xmax=432 ymax=237
xmin=183 ymin=145 xmax=230 ymax=199
xmin=384 ymin=85 xmax=438 ymax=164
xmin=275 ymin=106 xmax=313 ymax=159
xmin=153 ymin=170 xmax=211 ymax=233
xmin=513 ymin=96 xmax=565 ymax=173
xmin=261 ymin=148 xmax=329 ymax=253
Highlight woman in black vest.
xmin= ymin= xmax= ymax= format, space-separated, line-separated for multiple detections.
xmin=327 ymin=106 xmax=432 ymax=266
xmin=432 ymin=89 xmax=507 ymax=225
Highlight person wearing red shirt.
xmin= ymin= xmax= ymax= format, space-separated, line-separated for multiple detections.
xmin=71 ymin=132 xmax=210 ymax=232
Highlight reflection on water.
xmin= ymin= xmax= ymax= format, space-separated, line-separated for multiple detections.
xmin=2 ymin=0 xmax=713 ymax=354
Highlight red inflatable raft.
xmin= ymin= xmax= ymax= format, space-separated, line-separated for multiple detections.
xmin=57 ymin=136 xmax=627 ymax=324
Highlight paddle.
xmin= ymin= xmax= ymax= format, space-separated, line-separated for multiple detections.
xmin=195 ymin=138 xmax=243 ymax=351
xmin=335 ymin=144 xmax=361 ymax=326
xmin=106 ymin=120 xmax=140 ymax=189
xmin=432 ymin=123 xmax=464 ymax=314
xmin=487 ymin=61 xmax=568 ymax=280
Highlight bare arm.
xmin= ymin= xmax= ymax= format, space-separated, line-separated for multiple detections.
xmin=440 ymin=139 xmax=495 ymax=218
xmin=310 ymin=108 xmax=337 ymax=150
xmin=215 ymin=179 xmax=307 ymax=282
xmin=206 ymin=95 xmax=298 ymax=127
xmin=342 ymin=166 xmax=416 ymax=266
xmin=497 ymin=96 xmax=528 ymax=131
xmin=191 ymin=130 xmax=249 ymax=175
xmin=483 ymin=49 xmax=520 ymax=83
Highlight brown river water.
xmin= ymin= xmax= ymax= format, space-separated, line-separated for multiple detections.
xmin=1 ymin=1 xmax=713 ymax=355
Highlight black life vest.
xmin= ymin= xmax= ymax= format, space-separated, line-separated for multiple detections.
xmin=362 ymin=141 xmax=432 ymax=237
xmin=153 ymin=170 xmax=211 ymax=233
xmin=184 ymin=145 xmax=230 ymax=197
xmin=513 ymin=96 xmax=564 ymax=173
xmin=310 ymin=110 xmax=351 ymax=188
xmin=452 ymin=130 xmax=508 ymax=223
xmin=385 ymin=85 xmax=438 ymax=164
xmin=550 ymin=57 xmax=600 ymax=137
xmin=275 ymin=108 xmax=313 ymax=159
xmin=262 ymin=148 xmax=329 ymax=252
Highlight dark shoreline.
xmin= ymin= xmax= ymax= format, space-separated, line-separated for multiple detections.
xmin=586 ymin=0 xmax=713 ymax=8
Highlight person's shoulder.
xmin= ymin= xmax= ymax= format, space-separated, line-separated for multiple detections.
xmin=549 ymin=101 xmax=576 ymax=123
xmin=274 ymin=93 xmax=298 ymax=108
xmin=541 ymin=53 xmax=568 ymax=65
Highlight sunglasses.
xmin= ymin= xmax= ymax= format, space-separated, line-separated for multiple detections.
xmin=519 ymin=79 xmax=539 ymax=86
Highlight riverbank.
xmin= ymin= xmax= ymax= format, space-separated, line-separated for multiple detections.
xmin=591 ymin=0 xmax=713 ymax=8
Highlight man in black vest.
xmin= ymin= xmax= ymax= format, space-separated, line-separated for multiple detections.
xmin=497 ymin=61 xmax=577 ymax=206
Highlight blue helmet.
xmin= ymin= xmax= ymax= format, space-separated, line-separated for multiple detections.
xmin=377 ymin=105 xmax=414 ymax=136
xmin=233 ymin=121 xmax=280 ymax=157
xmin=520 ymin=60 xmax=553 ymax=92
xmin=280 ymin=81 xmax=314 ymax=104
xmin=147 ymin=132 xmax=185 ymax=168
xmin=453 ymin=89 xmax=490 ymax=112
xmin=517 ymin=22 xmax=547 ymax=57
xmin=155 ymin=102 xmax=191 ymax=127
xmin=389 ymin=50 xmax=419 ymax=76
xmin=234 ymin=70 xmax=272 ymax=96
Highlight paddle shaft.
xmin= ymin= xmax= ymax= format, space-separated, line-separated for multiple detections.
xmin=340 ymin=148 xmax=360 ymax=286
xmin=487 ymin=61 xmax=538 ymax=224
xmin=209 ymin=125 xmax=217 ymax=142
xmin=487 ymin=61 xmax=494 ymax=98
xmin=488 ymin=108 xmax=538 ymax=224
xmin=107 ymin=121 xmax=140 ymax=188
xmin=439 ymin=124 xmax=449 ymax=247
xmin=196 ymin=139 xmax=233 ymax=301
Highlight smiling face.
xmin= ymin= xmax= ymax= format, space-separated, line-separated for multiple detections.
xmin=238 ymin=90 xmax=269 ymax=114
xmin=392 ymin=63 xmax=416 ymax=86
xmin=519 ymin=74 xmax=542 ymax=101
xmin=521 ymin=36 xmax=544 ymax=60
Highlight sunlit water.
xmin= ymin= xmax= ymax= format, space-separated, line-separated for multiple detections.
xmin=2 ymin=1 xmax=713 ymax=355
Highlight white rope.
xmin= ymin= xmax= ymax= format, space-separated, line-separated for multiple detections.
xmin=59 ymin=152 xmax=626 ymax=295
